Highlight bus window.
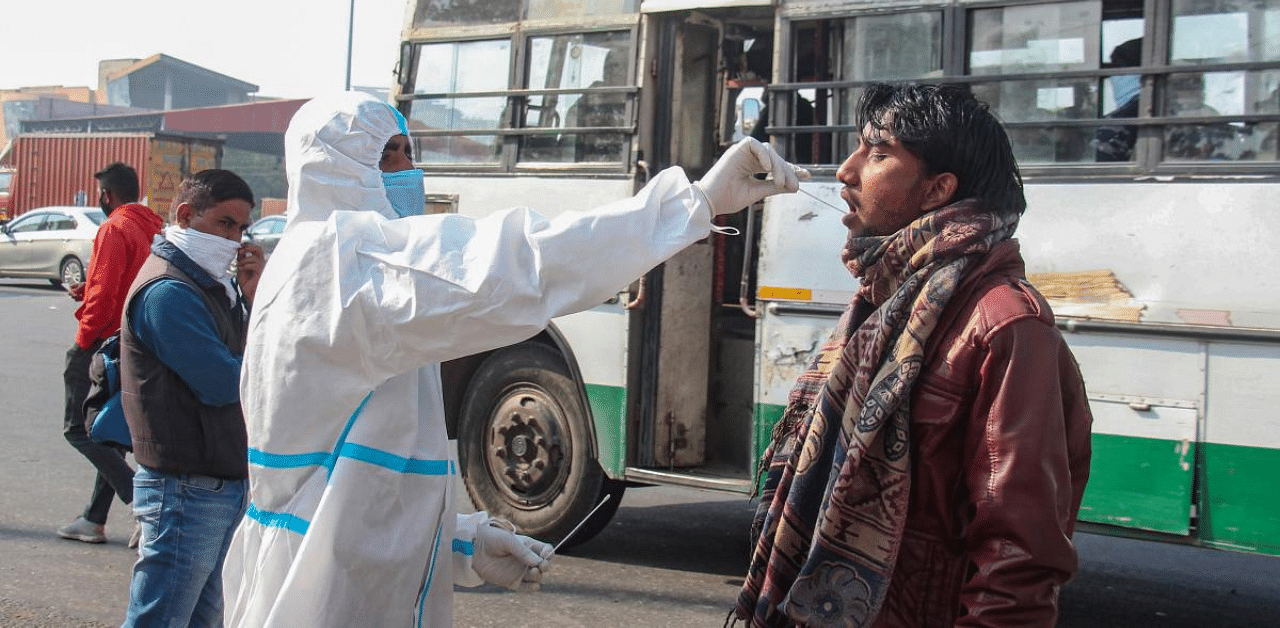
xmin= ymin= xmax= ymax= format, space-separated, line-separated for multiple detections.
xmin=398 ymin=27 xmax=637 ymax=171
xmin=840 ymin=11 xmax=945 ymax=155
xmin=968 ymin=1 xmax=1106 ymax=164
xmin=1095 ymin=33 xmax=1143 ymax=163
xmin=413 ymin=0 xmax=520 ymax=27
xmin=521 ymin=31 xmax=633 ymax=164
xmin=765 ymin=0 xmax=1280 ymax=171
xmin=781 ymin=10 xmax=943 ymax=165
xmin=841 ymin=11 xmax=943 ymax=82
xmin=957 ymin=0 xmax=1280 ymax=167
xmin=1166 ymin=0 xmax=1280 ymax=161
xmin=405 ymin=39 xmax=511 ymax=164
xmin=526 ymin=0 xmax=637 ymax=20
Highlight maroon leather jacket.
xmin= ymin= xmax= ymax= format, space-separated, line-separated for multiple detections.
xmin=872 ymin=239 xmax=1093 ymax=628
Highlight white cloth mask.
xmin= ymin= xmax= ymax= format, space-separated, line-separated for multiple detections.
xmin=164 ymin=225 xmax=240 ymax=304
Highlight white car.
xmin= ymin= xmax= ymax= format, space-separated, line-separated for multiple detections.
xmin=0 ymin=206 xmax=104 ymax=285
xmin=243 ymin=214 xmax=286 ymax=257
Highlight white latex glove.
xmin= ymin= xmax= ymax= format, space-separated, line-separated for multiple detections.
xmin=474 ymin=523 xmax=555 ymax=592
xmin=693 ymin=137 xmax=809 ymax=216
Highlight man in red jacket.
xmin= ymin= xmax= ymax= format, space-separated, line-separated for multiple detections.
xmin=735 ymin=84 xmax=1092 ymax=627
xmin=57 ymin=162 xmax=164 ymax=545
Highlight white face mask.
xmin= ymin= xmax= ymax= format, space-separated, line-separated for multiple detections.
xmin=164 ymin=225 xmax=241 ymax=303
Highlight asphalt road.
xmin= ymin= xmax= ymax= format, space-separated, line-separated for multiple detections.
xmin=2 ymin=279 xmax=1278 ymax=627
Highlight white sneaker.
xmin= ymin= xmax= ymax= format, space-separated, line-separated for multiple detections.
xmin=57 ymin=517 xmax=106 ymax=544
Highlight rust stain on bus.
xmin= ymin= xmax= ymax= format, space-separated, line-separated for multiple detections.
xmin=1026 ymin=269 xmax=1145 ymax=322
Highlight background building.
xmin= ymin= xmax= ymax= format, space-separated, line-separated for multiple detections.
xmin=0 ymin=54 xmax=301 ymax=220
xmin=1 ymin=54 xmax=259 ymax=155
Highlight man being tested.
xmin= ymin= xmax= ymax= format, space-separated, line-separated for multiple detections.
xmin=734 ymin=83 xmax=1093 ymax=627
xmin=222 ymin=92 xmax=805 ymax=626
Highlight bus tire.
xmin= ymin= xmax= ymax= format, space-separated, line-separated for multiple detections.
xmin=458 ymin=341 xmax=624 ymax=550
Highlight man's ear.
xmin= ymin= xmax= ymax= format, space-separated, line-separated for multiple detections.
xmin=922 ymin=172 xmax=958 ymax=212
xmin=174 ymin=202 xmax=193 ymax=228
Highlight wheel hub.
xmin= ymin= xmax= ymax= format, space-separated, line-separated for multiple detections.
xmin=62 ymin=262 xmax=81 ymax=285
xmin=486 ymin=388 xmax=567 ymax=505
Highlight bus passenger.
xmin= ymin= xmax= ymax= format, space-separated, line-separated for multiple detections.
xmin=221 ymin=91 xmax=805 ymax=627
xmin=1096 ymin=37 xmax=1142 ymax=162
xmin=734 ymin=83 xmax=1093 ymax=628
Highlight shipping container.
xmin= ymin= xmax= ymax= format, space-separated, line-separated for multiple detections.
xmin=7 ymin=134 xmax=222 ymax=222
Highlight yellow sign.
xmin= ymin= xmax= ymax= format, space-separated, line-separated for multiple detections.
xmin=757 ymin=286 xmax=812 ymax=301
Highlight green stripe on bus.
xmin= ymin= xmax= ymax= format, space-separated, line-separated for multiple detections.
xmin=584 ymin=383 xmax=627 ymax=477
xmin=753 ymin=404 xmax=786 ymax=490
xmin=1199 ymin=442 xmax=1280 ymax=557
xmin=754 ymin=404 xmax=785 ymax=457
xmin=1078 ymin=434 xmax=1194 ymax=535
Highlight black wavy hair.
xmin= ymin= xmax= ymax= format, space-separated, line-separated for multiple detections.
xmin=855 ymin=83 xmax=1026 ymax=216
xmin=174 ymin=169 xmax=256 ymax=214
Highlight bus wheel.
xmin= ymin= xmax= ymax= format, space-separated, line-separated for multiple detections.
xmin=458 ymin=342 xmax=624 ymax=550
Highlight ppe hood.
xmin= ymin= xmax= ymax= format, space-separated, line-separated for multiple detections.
xmin=284 ymin=92 xmax=403 ymax=229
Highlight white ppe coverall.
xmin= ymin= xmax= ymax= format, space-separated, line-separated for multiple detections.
xmin=221 ymin=92 xmax=721 ymax=627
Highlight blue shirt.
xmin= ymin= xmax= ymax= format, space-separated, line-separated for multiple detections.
xmin=128 ymin=272 xmax=243 ymax=408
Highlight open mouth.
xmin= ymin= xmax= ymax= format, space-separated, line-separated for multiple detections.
xmin=839 ymin=188 xmax=858 ymax=212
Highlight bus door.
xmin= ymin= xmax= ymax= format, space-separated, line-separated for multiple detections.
xmin=627 ymin=2 xmax=774 ymax=489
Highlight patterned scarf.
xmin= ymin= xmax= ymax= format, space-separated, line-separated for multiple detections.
xmin=733 ymin=199 xmax=1018 ymax=627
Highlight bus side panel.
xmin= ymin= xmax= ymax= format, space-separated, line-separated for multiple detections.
xmin=1019 ymin=183 xmax=1280 ymax=330
xmin=756 ymin=187 xmax=855 ymax=303
xmin=556 ymin=306 xmax=631 ymax=479
xmin=752 ymin=190 xmax=858 ymax=479
xmin=1200 ymin=443 xmax=1280 ymax=556
xmin=752 ymin=402 xmax=786 ymax=475
xmin=585 ymin=382 xmax=628 ymax=477
xmin=752 ymin=305 xmax=840 ymax=473
xmin=1065 ymin=332 xmax=1201 ymax=535
xmin=1202 ymin=342 xmax=1280 ymax=556
xmin=1078 ymin=428 xmax=1196 ymax=535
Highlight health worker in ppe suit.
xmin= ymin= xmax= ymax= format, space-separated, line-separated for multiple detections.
xmin=222 ymin=91 xmax=806 ymax=627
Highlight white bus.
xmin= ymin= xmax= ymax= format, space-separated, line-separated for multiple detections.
xmin=390 ymin=0 xmax=1280 ymax=554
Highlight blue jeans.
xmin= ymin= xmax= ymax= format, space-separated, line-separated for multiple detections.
xmin=122 ymin=466 xmax=247 ymax=628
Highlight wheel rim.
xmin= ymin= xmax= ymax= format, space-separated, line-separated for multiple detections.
xmin=62 ymin=260 xmax=82 ymax=285
xmin=484 ymin=385 xmax=569 ymax=508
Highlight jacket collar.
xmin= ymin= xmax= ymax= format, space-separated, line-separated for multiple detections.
xmin=965 ymin=238 xmax=1024 ymax=280
xmin=151 ymin=238 xmax=223 ymax=294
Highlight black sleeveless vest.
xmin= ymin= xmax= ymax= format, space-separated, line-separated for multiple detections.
xmin=120 ymin=245 xmax=249 ymax=479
